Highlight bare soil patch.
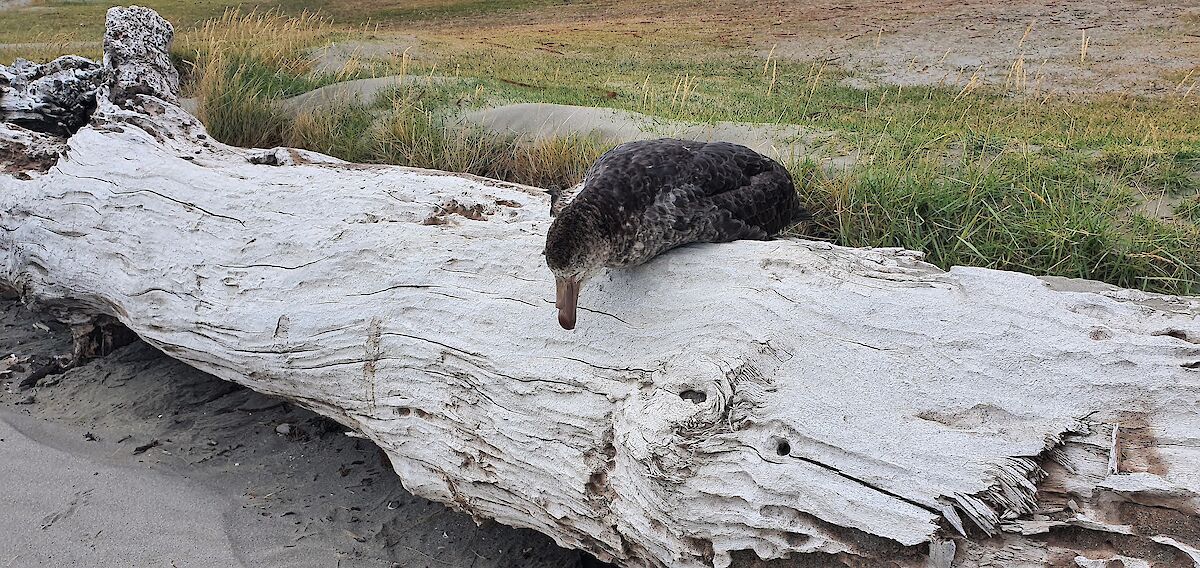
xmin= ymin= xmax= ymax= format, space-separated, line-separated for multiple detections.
xmin=743 ymin=0 xmax=1200 ymax=94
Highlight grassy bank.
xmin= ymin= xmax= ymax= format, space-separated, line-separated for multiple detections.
xmin=3 ymin=4 xmax=1197 ymax=294
xmin=286 ymin=91 xmax=610 ymax=189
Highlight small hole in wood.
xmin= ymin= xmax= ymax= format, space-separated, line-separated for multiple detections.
xmin=396 ymin=407 xmax=411 ymax=417
xmin=679 ymin=389 xmax=707 ymax=404
xmin=776 ymin=439 xmax=791 ymax=456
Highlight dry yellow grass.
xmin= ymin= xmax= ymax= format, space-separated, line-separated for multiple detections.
xmin=177 ymin=9 xmax=336 ymax=148
xmin=177 ymin=9 xmax=333 ymax=78
xmin=0 ymin=36 xmax=100 ymax=64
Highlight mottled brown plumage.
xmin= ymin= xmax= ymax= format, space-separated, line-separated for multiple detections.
xmin=545 ymin=138 xmax=808 ymax=329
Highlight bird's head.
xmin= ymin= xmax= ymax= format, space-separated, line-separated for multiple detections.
xmin=545 ymin=208 xmax=609 ymax=330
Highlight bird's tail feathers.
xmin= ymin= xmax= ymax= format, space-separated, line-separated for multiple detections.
xmin=547 ymin=186 xmax=562 ymax=217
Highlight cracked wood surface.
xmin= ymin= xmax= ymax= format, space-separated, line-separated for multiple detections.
xmin=2 ymin=6 xmax=1200 ymax=568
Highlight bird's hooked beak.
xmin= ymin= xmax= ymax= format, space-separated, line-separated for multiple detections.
xmin=555 ymin=276 xmax=580 ymax=330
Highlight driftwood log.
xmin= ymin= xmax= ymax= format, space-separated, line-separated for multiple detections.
xmin=2 ymin=7 xmax=1199 ymax=568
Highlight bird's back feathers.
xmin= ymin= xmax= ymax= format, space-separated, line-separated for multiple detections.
xmin=557 ymin=138 xmax=806 ymax=267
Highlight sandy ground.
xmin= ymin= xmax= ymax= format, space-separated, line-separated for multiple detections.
xmin=0 ymin=299 xmax=602 ymax=568
xmin=310 ymin=38 xmax=422 ymax=76
xmin=757 ymin=0 xmax=1200 ymax=94
xmin=1 ymin=414 xmax=255 ymax=566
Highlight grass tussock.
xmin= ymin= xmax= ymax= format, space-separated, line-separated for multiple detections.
xmin=369 ymin=91 xmax=607 ymax=188
xmin=286 ymin=90 xmax=609 ymax=189
xmin=176 ymin=9 xmax=333 ymax=147
xmin=1177 ymin=196 xmax=1200 ymax=224
xmin=802 ymin=150 xmax=1199 ymax=293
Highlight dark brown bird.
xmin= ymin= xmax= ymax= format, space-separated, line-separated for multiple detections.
xmin=545 ymin=138 xmax=807 ymax=329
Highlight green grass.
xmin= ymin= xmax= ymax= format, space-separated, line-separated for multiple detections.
xmin=1178 ymin=196 xmax=1200 ymax=224
xmin=284 ymin=86 xmax=609 ymax=189
xmin=0 ymin=0 xmax=571 ymax=42
xmin=2 ymin=2 xmax=1197 ymax=295
xmin=812 ymin=150 xmax=1198 ymax=290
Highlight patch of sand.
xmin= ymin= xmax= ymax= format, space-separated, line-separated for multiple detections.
xmin=309 ymin=37 xmax=421 ymax=76
xmin=275 ymin=83 xmax=856 ymax=166
xmin=464 ymin=102 xmax=856 ymax=168
xmin=282 ymin=75 xmax=454 ymax=112
xmin=185 ymin=74 xmax=452 ymax=119
xmin=0 ymin=413 xmax=251 ymax=567
xmin=759 ymin=0 xmax=1200 ymax=95
xmin=1134 ymin=190 xmax=1193 ymax=223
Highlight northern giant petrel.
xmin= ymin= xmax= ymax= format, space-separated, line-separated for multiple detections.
xmin=545 ymin=138 xmax=808 ymax=330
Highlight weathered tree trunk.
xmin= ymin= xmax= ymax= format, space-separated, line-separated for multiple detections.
xmin=0 ymin=55 xmax=100 ymax=136
xmin=2 ymin=7 xmax=1198 ymax=568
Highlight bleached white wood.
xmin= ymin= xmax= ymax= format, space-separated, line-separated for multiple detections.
xmin=2 ymin=7 xmax=1199 ymax=568
xmin=0 ymin=55 xmax=100 ymax=135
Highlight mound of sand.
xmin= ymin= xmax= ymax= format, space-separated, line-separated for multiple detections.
xmin=464 ymin=103 xmax=857 ymax=168
xmin=309 ymin=39 xmax=421 ymax=77
xmin=266 ymin=77 xmax=857 ymax=168
xmin=282 ymin=75 xmax=455 ymax=113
